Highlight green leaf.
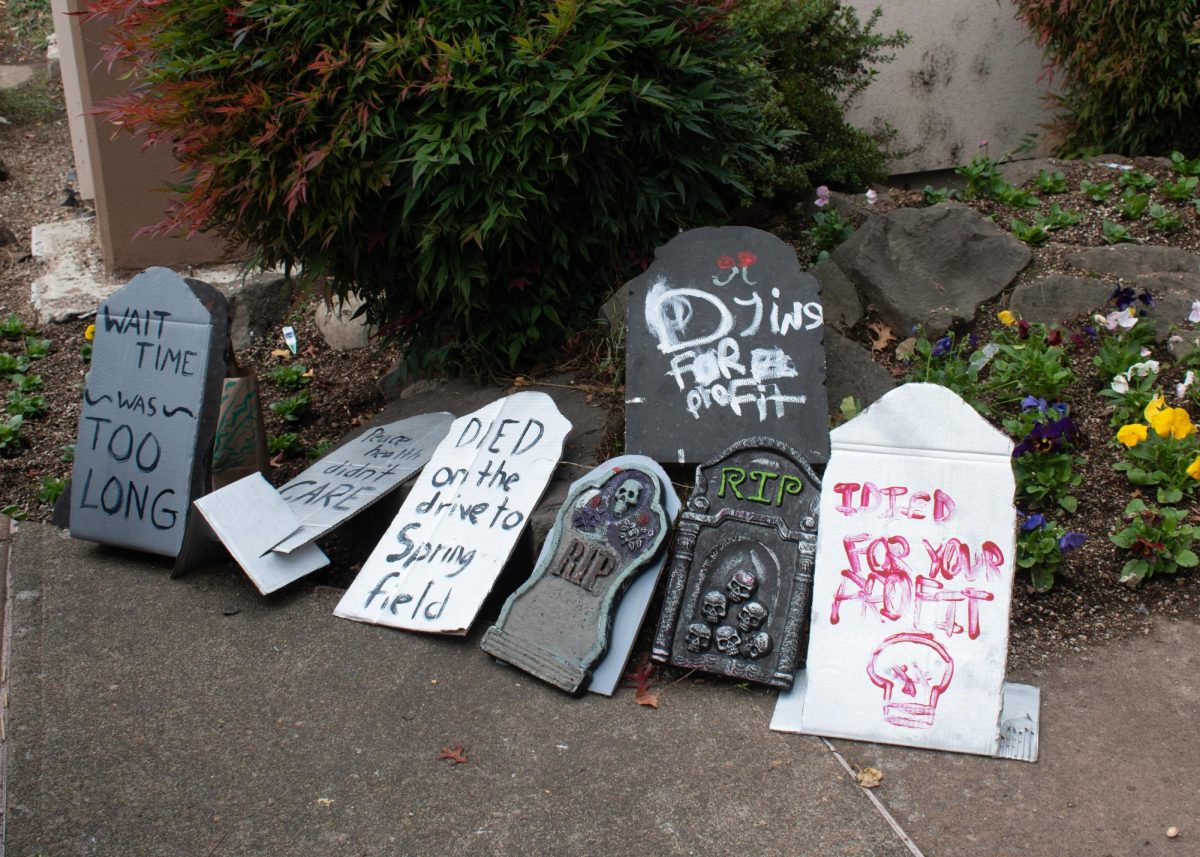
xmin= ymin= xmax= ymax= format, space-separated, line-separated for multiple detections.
xmin=1059 ymin=495 xmax=1078 ymax=513
xmin=1176 ymin=549 xmax=1199 ymax=568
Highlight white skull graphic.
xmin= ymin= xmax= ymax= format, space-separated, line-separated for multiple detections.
xmin=741 ymin=631 xmax=772 ymax=660
xmin=612 ymin=479 xmax=642 ymax=517
xmin=684 ymin=623 xmax=712 ymax=653
xmin=715 ymin=625 xmax=741 ymax=656
xmin=737 ymin=601 xmax=768 ymax=633
xmin=727 ymin=570 xmax=757 ymax=603
xmin=700 ymin=590 xmax=727 ymax=624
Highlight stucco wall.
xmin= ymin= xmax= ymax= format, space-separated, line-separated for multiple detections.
xmin=845 ymin=0 xmax=1058 ymax=174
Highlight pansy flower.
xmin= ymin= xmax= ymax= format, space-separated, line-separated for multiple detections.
xmin=1116 ymin=424 xmax=1148 ymax=447
xmin=1149 ymin=406 xmax=1196 ymax=440
xmin=1020 ymin=513 xmax=1046 ymax=531
xmin=1017 ymin=319 xmax=1031 ymax=339
xmin=1058 ymin=532 xmax=1086 ymax=552
xmin=997 ymin=310 xmax=1017 ymax=326
xmin=1187 ymin=456 xmax=1200 ymax=481
xmin=1013 ymin=416 xmax=1079 ymax=456
xmin=930 ymin=335 xmax=952 ymax=358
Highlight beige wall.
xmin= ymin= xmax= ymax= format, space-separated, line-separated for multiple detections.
xmin=845 ymin=0 xmax=1058 ymax=174
xmin=60 ymin=1 xmax=227 ymax=273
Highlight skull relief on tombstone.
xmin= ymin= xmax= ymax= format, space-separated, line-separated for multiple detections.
xmin=715 ymin=625 xmax=741 ymax=656
xmin=726 ymin=570 xmax=757 ymax=603
xmin=741 ymin=631 xmax=772 ymax=660
xmin=737 ymin=601 xmax=768 ymax=633
xmin=701 ymin=590 xmax=728 ymax=624
xmin=612 ymin=479 xmax=642 ymax=517
xmin=685 ymin=623 xmax=712 ymax=653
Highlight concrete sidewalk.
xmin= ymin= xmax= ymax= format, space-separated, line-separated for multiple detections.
xmin=3 ymin=519 xmax=1197 ymax=856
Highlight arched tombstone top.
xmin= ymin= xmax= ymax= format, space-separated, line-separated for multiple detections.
xmin=625 ymin=225 xmax=829 ymax=466
xmin=831 ymin=382 xmax=1013 ymax=460
xmin=97 ymin=266 xmax=228 ymax=327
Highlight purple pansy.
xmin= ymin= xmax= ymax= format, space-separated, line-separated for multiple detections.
xmin=1058 ymin=531 xmax=1087 ymax=552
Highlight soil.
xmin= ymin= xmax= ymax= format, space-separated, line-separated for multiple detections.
xmin=2 ymin=63 xmax=1199 ymax=674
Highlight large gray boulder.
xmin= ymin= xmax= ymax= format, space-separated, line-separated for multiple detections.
xmin=832 ymin=203 xmax=1031 ymax=336
xmin=215 ymin=270 xmax=294 ymax=350
xmin=1008 ymin=274 xmax=1113 ymax=325
xmin=1067 ymin=246 xmax=1200 ymax=280
xmin=825 ymin=329 xmax=895 ymax=411
xmin=1132 ymin=272 xmax=1200 ymax=344
xmin=813 ymin=260 xmax=863 ymax=332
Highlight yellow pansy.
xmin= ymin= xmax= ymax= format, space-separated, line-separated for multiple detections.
xmin=1143 ymin=396 xmax=1166 ymax=422
xmin=997 ymin=310 xmax=1017 ymax=326
xmin=1149 ymin=406 xmax=1196 ymax=440
xmin=1187 ymin=456 xmax=1200 ymax=481
xmin=84 ymin=323 xmax=95 ymax=341
xmin=1116 ymin=423 xmax=1148 ymax=447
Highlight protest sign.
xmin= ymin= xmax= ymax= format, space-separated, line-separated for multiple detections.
xmin=69 ymin=268 xmax=229 ymax=557
xmin=625 ymin=226 xmax=828 ymax=465
xmin=771 ymin=384 xmax=1038 ymax=759
xmin=335 ymin=392 xmax=571 ymax=634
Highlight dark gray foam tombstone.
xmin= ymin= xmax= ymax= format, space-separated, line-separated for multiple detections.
xmin=70 ymin=267 xmax=230 ymax=558
xmin=625 ymin=226 xmax=829 ymax=466
xmin=652 ymin=438 xmax=821 ymax=688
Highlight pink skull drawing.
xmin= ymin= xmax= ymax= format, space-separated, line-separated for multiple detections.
xmin=866 ymin=632 xmax=954 ymax=729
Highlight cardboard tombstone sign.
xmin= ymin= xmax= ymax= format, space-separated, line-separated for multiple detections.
xmin=481 ymin=457 xmax=673 ymax=694
xmin=335 ymin=392 xmax=571 ymax=634
xmin=771 ymin=384 xmax=1039 ymax=761
xmin=652 ymin=438 xmax=821 ymax=688
xmin=625 ymin=226 xmax=829 ymax=466
xmin=272 ymin=411 xmax=454 ymax=553
xmin=69 ymin=267 xmax=229 ymax=558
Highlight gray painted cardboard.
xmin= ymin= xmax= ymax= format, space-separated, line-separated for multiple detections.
xmin=625 ymin=226 xmax=829 ymax=465
xmin=272 ymin=412 xmax=453 ymax=553
xmin=69 ymin=267 xmax=229 ymax=557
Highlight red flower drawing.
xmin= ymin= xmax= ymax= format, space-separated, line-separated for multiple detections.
xmin=737 ymin=250 xmax=757 ymax=267
xmin=716 ymin=255 xmax=734 ymax=270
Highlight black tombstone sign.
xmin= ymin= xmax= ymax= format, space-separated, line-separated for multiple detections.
xmin=69 ymin=267 xmax=230 ymax=558
xmin=625 ymin=226 xmax=828 ymax=466
xmin=651 ymin=438 xmax=820 ymax=688
xmin=481 ymin=462 xmax=670 ymax=694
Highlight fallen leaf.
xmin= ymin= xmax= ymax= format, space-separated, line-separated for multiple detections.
xmin=438 ymin=744 xmax=469 ymax=764
xmin=855 ymin=766 xmax=883 ymax=789
xmin=270 ymin=349 xmax=291 ymax=359
xmin=868 ymin=322 xmax=896 ymax=352
xmin=316 ymin=797 xmax=334 ymax=806
xmin=269 ymin=451 xmax=285 ymax=469
xmin=769 ymin=759 xmax=785 ymax=770
xmin=512 ymin=376 xmax=530 ymax=387
xmin=622 ymin=658 xmax=660 ymax=708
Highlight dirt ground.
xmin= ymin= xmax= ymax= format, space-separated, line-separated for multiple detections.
xmin=2 ymin=53 xmax=1199 ymax=674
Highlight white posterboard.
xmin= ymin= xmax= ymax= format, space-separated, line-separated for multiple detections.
xmin=273 ymin=411 xmax=453 ymax=553
xmin=334 ymin=392 xmax=571 ymax=634
xmin=193 ymin=474 xmax=329 ymax=595
xmin=772 ymin=384 xmax=1018 ymax=756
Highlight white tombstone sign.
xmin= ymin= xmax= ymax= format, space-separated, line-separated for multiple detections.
xmin=272 ymin=411 xmax=454 ymax=553
xmin=335 ymin=392 xmax=571 ymax=634
xmin=772 ymin=384 xmax=1031 ymax=758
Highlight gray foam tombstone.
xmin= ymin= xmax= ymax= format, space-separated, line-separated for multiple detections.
xmin=481 ymin=460 xmax=670 ymax=694
xmin=70 ymin=267 xmax=230 ymax=558
xmin=625 ymin=226 xmax=829 ymax=466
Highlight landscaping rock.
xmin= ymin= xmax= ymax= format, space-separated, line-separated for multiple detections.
xmin=1067 ymin=246 xmax=1200 ymax=280
xmin=209 ymin=269 xmax=293 ymax=350
xmin=832 ymin=203 xmax=1031 ymax=336
xmin=999 ymin=158 xmax=1059 ymax=188
xmin=600 ymin=282 xmax=630 ymax=333
xmin=1008 ymin=274 xmax=1113 ymax=325
xmin=813 ymin=260 xmax=863 ymax=332
xmin=1132 ymin=272 xmax=1200 ymax=343
xmin=0 ymin=64 xmax=35 ymax=90
xmin=315 ymin=293 xmax=376 ymax=352
xmin=28 ymin=217 xmax=118 ymax=323
xmin=825 ymin=329 xmax=895 ymax=411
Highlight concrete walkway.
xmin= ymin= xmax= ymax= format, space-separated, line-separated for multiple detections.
xmin=2 ymin=519 xmax=1197 ymax=856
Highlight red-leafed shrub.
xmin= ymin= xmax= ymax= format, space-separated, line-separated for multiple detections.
xmin=87 ymin=0 xmax=779 ymax=374
xmin=1015 ymin=0 xmax=1200 ymax=156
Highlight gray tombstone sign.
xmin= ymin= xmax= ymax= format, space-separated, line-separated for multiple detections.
xmin=652 ymin=438 xmax=821 ymax=688
xmin=70 ymin=267 xmax=229 ymax=557
xmin=625 ymin=226 xmax=829 ymax=465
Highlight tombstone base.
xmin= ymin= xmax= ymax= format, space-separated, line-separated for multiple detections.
xmin=481 ymin=627 xmax=589 ymax=695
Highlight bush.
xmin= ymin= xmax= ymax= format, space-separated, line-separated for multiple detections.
xmin=732 ymin=0 xmax=908 ymax=197
xmin=1014 ymin=1 xmax=1200 ymax=156
xmin=89 ymin=0 xmax=779 ymax=374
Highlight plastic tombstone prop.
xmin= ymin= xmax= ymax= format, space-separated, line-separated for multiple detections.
xmin=652 ymin=438 xmax=821 ymax=688
xmin=335 ymin=392 xmax=571 ymax=634
xmin=481 ymin=456 xmax=675 ymax=694
xmin=771 ymin=384 xmax=1040 ymax=761
xmin=625 ymin=226 xmax=828 ymax=466
xmin=69 ymin=267 xmax=229 ymax=559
